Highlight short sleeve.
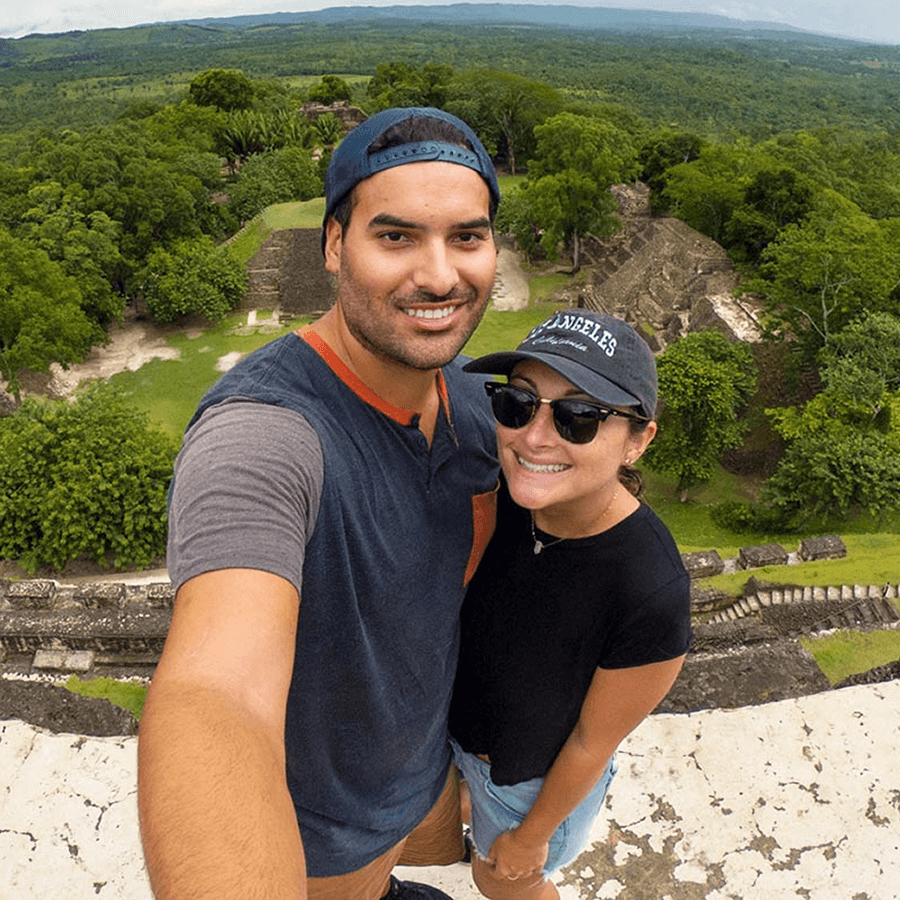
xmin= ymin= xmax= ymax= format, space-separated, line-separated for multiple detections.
xmin=166 ymin=398 xmax=324 ymax=594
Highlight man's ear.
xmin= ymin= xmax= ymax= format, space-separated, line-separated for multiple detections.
xmin=323 ymin=218 xmax=343 ymax=274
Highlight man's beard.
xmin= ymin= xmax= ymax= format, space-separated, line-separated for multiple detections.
xmin=342 ymin=285 xmax=489 ymax=372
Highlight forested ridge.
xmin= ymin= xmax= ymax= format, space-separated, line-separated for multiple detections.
xmin=2 ymin=4 xmax=900 ymax=570
xmin=2 ymin=6 xmax=900 ymax=135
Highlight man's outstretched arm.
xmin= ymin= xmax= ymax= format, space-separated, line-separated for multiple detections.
xmin=138 ymin=568 xmax=306 ymax=900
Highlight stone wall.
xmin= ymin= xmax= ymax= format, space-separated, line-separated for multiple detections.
xmin=3 ymin=531 xmax=897 ymax=674
xmin=242 ymin=228 xmax=334 ymax=314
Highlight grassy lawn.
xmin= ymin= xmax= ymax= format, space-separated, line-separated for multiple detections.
xmin=108 ymin=310 xmax=312 ymax=441
xmin=64 ymin=675 xmax=148 ymax=718
xmin=800 ymin=629 xmax=900 ymax=685
xmin=227 ymin=198 xmax=325 ymax=265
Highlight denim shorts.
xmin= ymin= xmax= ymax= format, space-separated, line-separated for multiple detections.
xmin=450 ymin=737 xmax=617 ymax=875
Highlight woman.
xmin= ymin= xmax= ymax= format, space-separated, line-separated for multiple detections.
xmin=450 ymin=309 xmax=693 ymax=900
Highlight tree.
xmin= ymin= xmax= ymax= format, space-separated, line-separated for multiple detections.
xmin=758 ymin=312 xmax=900 ymax=523
xmin=308 ymin=75 xmax=353 ymax=106
xmin=662 ymin=142 xmax=759 ymax=243
xmin=0 ymin=228 xmax=104 ymax=399
xmin=643 ymin=330 xmax=758 ymax=500
xmin=747 ymin=190 xmax=900 ymax=361
xmin=189 ymin=69 xmax=254 ymax=112
xmin=228 ymin=145 xmax=323 ymax=221
xmin=499 ymin=113 xmax=638 ymax=269
xmin=447 ymin=71 xmax=562 ymax=174
xmin=27 ymin=121 xmax=225 ymax=291
xmin=19 ymin=180 xmax=125 ymax=325
xmin=367 ymin=62 xmax=454 ymax=111
xmin=311 ymin=113 xmax=344 ymax=149
xmin=0 ymin=385 xmax=176 ymax=572
xmin=140 ymin=237 xmax=248 ymax=324
xmin=724 ymin=166 xmax=815 ymax=265
xmin=637 ymin=129 xmax=706 ymax=209
xmin=219 ymin=109 xmax=316 ymax=165
xmin=816 ymin=312 xmax=900 ymax=426
xmin=761 ymin=423 xmax=900 ymax=525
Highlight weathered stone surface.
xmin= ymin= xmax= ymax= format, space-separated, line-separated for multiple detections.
xmin=242 ymin=228 xmax=335 ymax=314
xmin=147 ymin=583 xmax=175 ymax=609
xmin=681 ymin=549 xmax=724 ymax=578
xmin=6 ymin=580 xmax=57 ymax=610
xmin=33 ymin=649 xmax=95 ymax=672
xmin=799 ymin=534 xmax=847 ymax=561
xmin=6 ymin=681 xmax=899 ymax=900
xmin=0 ymin=678 xmax=137 ymax=735
xmin=738 ymin=543 xmax=788 ymax=569
xmin=0 ymin=607 xmax=171 ymax=655
xmin=74 ymin=582 xmax=127 ymax=610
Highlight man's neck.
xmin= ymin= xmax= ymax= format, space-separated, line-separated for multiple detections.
xmin=307 ymin=310 xmax=443 ymax=443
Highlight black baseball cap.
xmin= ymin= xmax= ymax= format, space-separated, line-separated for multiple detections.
xmin=464 ymin=309 xmax=658 ymax=419
xmin=322 ymin=107 xmax=500 ymax=245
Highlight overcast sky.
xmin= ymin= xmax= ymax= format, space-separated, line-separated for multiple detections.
xmin=1 ymin=0 xmax=897 ymax=45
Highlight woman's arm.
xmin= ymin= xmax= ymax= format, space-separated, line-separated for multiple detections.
xmin=486 ymin=655 xmax=685 ymax=878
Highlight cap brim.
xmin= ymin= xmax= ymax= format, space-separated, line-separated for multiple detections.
xmin=464 ymin=351 xmax=642 ymax=411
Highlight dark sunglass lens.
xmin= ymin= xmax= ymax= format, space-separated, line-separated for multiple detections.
xmin=490 ymin=385 xmax=535 ymax=429
xmin=553 ymin=401 xmax=605 ymax=444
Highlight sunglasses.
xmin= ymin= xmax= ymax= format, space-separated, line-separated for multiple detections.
xmin=485 ymin=382 xmax=648 ymax=445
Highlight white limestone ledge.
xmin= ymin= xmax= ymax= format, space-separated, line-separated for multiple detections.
xmin=2 ymin=681 xmax=897 ymax=899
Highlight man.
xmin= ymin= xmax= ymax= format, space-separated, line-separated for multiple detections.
xmin=138 ymin=108 xmax=501 ymax=900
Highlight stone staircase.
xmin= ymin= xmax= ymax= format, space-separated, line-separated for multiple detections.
xmin=243 ymin=229 xmax=293 ymax=310
xmin=709 ymin=582 xmax=900 ymax=631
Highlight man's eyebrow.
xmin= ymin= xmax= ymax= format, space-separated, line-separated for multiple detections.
xmin=455 ymin=217 xmax=492 ymax=231
xmin=369 ymin=214 xmax=417 ymax=229
xmin=368 ymin=214 xmax=492 ymax=231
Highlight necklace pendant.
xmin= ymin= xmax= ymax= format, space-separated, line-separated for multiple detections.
xmin=533 ymin=540 xmax=543 ymax=555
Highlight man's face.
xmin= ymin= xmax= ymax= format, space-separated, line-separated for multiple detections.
xmin=324 ymin=161 xmax=497 ymax=372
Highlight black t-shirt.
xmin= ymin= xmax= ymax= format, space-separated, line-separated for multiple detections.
xmin=449 ymin=483 xmax=693 ymax=785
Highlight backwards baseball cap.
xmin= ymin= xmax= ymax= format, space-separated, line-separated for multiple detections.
xmin=464 ymin=309 xmax=658 ymax=419
xmin=323 ymin=107 xmax=500 ymax=241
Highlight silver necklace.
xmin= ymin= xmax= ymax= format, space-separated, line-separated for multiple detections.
xmin=530 ymin=514 xmax=567 ymax=554
xmin=530 ymin=488 xmax=620 ymax=555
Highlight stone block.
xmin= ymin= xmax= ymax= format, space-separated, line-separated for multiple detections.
xmin=738 ymin=544 xmax=788 ymax=570
xmin=33 ymin=649 xmax=95 ymax=672
xmin=798 ymin=535 xmax=847 ymax=562
xmin=74 ymin=582 xmax=127 ymax=610
xmin=147 ymin=583 xmax=175 ymax=609
xmin=7 ymin=580 xmax=57 ymax=610
xmin=681 ymin=550 xmax=725 ymax=579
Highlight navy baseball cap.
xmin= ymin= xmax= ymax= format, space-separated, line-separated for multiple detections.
xmin=322 ymin=107 xmax=500 ymax=245
xmin=464 ymin=309 xmax=658 ymax=419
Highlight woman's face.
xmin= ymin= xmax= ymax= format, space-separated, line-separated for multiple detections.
xmin=497 ymin=360 xmax=656 ymax=535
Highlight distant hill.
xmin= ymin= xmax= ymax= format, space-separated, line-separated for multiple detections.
xmin=172 ymin=4 xmax=811 ymax=38
xmin=3 ymin=3 xmax=898 ymax=137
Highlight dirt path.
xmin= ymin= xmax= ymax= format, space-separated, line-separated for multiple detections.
xmin=18 ymin=317 xmax=185 ymax=400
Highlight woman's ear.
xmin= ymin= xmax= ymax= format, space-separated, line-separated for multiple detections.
xmin=626 ymin=420 xmax=657 ymax=464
